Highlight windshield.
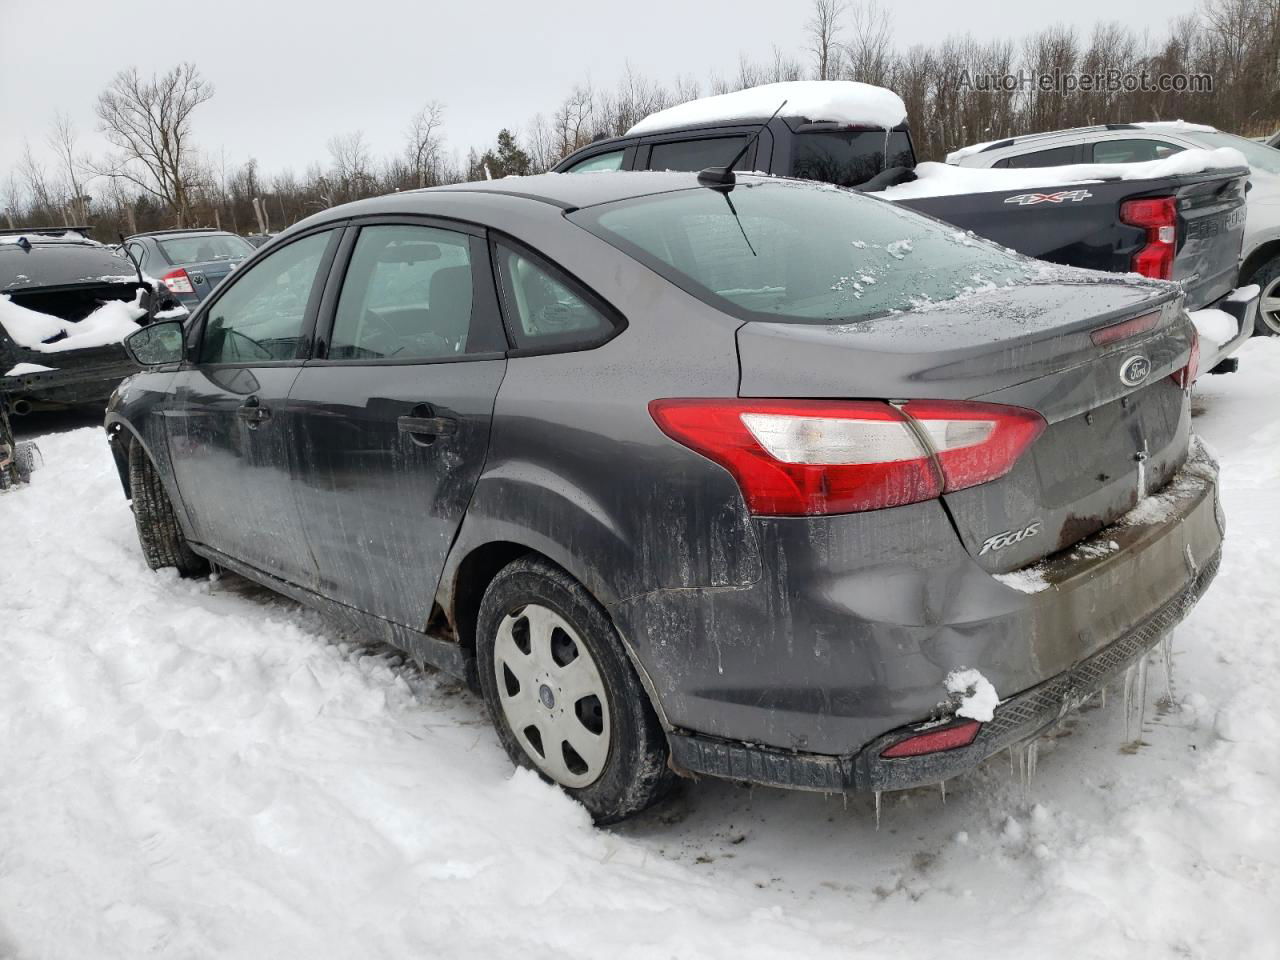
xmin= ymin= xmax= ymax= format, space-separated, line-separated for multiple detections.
xmin=1178 ymin=130 xmax=1280 ymax=175
xmin=570 ymin=181 xmax=1037 ymax=324
xmin=159 ymin=233 xmax=254 ymax=264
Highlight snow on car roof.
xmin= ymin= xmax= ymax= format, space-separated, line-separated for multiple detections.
xmin=626 ymin=81 xmax=907 ymax=136
xmin=1134 ymin=120 xmax=1218 ymax=133
xmin=881 ymin=147 xmax=1249 ymax=201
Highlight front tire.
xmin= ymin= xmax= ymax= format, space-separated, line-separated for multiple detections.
xmin=476 ymin=556 xmax=675 ymax=824
xmin=127 ymin=439 xmax=208 ymax=577
xmin=1246 ymin=257 xmax=1280 ymax=335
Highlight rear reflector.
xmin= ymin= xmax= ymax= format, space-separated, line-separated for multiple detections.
xmin=161 ymin=268 xmax=194 ymax=295
xmin=1091 ymin=311 xmax=1161 ymax=346
xmin=1172 ymin=326 xmax=1200 ymax=388
xmin=880 ymin=719 xmax=981 ymax=758
xmin=649 ymin=398 xmax=1045 ymax=516
xmin=1120 ymin=196 xmax=1177 ymax=281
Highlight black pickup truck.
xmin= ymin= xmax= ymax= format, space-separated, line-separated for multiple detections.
xmin=554 ymin=114 xmax=1253 ymax=318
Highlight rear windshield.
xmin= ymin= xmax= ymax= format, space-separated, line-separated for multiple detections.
xmin=1177 ymin=130 xmax=1280 ymax=175
xmin=791 ymin=130 xmax=914 ymax=186
xmin=570 ymin=181 xmax=1036 ymax=324
xmin=158 ymin=234 xmax=254 ymax=264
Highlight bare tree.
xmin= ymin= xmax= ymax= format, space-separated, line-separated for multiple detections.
xmin=808 ymin=0 xmax=846 ymax=80
xmin=47 ymin=113 xmax=91 ymax=224
xmin=406 ymin=101 xmax=446 ymax=188
xmin=844 ymin=1 xmax=894 ymax=86
xmin=93 ymin=63 xmax=213 ymax=227
xmin=327 ymin=130 xmax=373 ymax=201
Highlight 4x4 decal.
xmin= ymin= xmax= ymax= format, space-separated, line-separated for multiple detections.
xmin=1003 ymin=190 xmax=1094 ymax=205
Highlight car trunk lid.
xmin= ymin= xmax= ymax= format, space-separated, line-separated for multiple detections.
xmin=735 ymin=278 xmax=1194 ymax=571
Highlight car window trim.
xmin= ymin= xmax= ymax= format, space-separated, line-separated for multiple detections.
xmin=309 ymin=214 xmax=504 ymax=365
xmin=187 ymin=224 xmax=345 ymax=369
xmin=486 ymin=231 xmax=628 ymax=357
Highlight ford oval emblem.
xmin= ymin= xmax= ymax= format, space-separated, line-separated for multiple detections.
xmin=1120 ymin=355 xmax=1151 ymax=387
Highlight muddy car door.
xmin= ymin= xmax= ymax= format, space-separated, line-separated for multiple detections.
xmin=286 ymin=221 xmax=507 ymax=628
xmin=163 ymin=228 xmax=342 ymax=582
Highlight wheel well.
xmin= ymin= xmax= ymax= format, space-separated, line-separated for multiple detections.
xmin=107 ymin=422 xmax=133 ymax=499
xmin=449 ymin=542 xmax=532 ymax=652
xmin=1241 ymin=240 xmax=1280 ymax=286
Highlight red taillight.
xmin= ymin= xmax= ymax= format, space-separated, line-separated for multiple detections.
xmin=1173 ymin=326 xmax=1200 ymax=388
xmin=648 ymin=398 xmax=1045 ymax=516
xmin=1120 ymin=196 xmax=1177 ymax=281
xmin=880 ymin=719 xmax=981 ymax=758
xmin=1091 ymin=310 xmax=1161 ymax=346
xmin=161 ymin=268 xmax=194 ymax=295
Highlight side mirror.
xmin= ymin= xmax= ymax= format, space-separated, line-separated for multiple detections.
xmin=124 ymin=320 xmax=186 ymax=366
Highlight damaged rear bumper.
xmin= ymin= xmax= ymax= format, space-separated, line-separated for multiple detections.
xmin=657 ymin=441 xmax=1223 ymax=793
xmin=668 ymin=548 xmax=1219 ymax=792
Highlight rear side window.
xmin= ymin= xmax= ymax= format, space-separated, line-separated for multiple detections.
xmin=199 ymin=230 xmax=334 ymax=363
xmin=648 ymin=136 xmax=751 ymax=172
xmin=791 ymin=130 xmax=914 ymax=187
xmin=571 ymin=181 xmax=1035 ymax=325
xmin=1001 ymin=145 xmax=1078 ymax=168
xmin=1090 ymin=139 xmax=1184 ymax=164
xmin=493 ymin=242 xmax=618 ymax=351
xmin=330 ymin=225 xmax=480 ymax=361
xmin=566 ymin=150 xmax=625 ymax=173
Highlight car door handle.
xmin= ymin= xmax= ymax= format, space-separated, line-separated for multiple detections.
xmin=237 ymin=398 xmax=271 ymax=426
xmin=398 ymin=415 xmax=457 ymax=439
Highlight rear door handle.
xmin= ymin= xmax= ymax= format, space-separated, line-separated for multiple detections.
xmin=398 ymin=415 xmax=457 ymax=441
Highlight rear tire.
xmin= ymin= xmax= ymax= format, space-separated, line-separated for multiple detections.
xmin=127 ymin=439 xmax=207 ymax=577
xmin=1246 ymin=257 xmax=1280 ymax=336
xmin=476 ymin=556 xmax=675 ymax=824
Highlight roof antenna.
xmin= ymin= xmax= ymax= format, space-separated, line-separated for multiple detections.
xmin=697 ymin=99 xmax=788 ymax=190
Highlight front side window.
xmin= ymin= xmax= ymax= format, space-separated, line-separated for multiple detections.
xmin=1090 ymin=139 xmax=1184 ymax=164
xmin=571 ymin=181 xmax=1035 ymax=324
xmin=648 ymin=136 xmax=752 ymax=173
xmin=330 ymin=225 xmax=478 ymax=361
xmin=199 ymin=230 xmax=333 ymax=363
xmin=494 ymin=244 xmax=615 ymax=350
xmin=791 ymin=130 xmax=914 ymax=187
xmin=567 ymin=150 xmax=625 ymax=173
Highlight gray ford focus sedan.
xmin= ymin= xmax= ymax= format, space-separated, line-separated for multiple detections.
xmin=104 ymin=172 xmax=1222 ymax=823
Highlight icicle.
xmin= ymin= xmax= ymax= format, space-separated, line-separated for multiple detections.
xmin=874 ymin=790 xmax=882 ymax=830
xmin=1161 ymin=633 xmax=1178 ymax=710
xmin=1026 ymin=740 xmax=1038 ymax=788
xmin=1122 ymin=657 xmax=1149 ymax=744
xmin=1100 ymin=685 xmax=1106 ymax=710
xmin=940 ymin=780 xmax=947 ymax=805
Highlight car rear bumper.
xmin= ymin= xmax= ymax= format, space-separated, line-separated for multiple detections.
xmin=615 ymin=438 xmax=1223 ymax=789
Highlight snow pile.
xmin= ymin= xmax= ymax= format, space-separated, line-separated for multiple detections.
xmin=2 ymin=340 xmax=1280 ymax=957
xmin=882 ymin=147 xmax=1248 ymax=201
xmin=3 ymin=362 xmax=57 ymax=376
xmin=1134 ymin=120 xmax=1218 ymax=133
xmin=627 ymin=81 xmax=907 ymax=136
xmin=0 ymin=290 xmax=147 ymax=353
xmin=946 ymin=669 xmax=1001 ymax=722
xmin=1190 ymin=308 xmax=1240 ymax=346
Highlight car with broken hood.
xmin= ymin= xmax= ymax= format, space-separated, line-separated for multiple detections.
xmin=105 ymin=171 xmax=1223 ymax=824
xmin=0 ymin=227 xmax=182 ymax=416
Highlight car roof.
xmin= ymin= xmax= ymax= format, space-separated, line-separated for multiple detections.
xmin=964 ymin=123 xmax=1216 ymax=161
xmin=127 ymin=228 xmax=235 ymax=240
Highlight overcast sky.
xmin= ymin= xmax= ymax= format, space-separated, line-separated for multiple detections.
xmin=1 ymin=0 xmax=1203 ymax=188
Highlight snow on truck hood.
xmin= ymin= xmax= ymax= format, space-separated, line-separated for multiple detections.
xmin=626 ymin=81 xmax=907 ymax=136
xmin=882 ymin=147 xmax=1248 ymax=201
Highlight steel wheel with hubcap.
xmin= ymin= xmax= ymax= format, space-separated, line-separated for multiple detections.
xmin=476 ymin=556 xmax=676 ymax=823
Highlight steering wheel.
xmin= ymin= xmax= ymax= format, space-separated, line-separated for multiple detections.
xmin=359 ymin=309 xmax=403 ymax=355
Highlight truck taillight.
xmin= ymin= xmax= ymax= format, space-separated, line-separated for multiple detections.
xmin=161 ymin=268 xmax=194 ymax=295
xmin=1120 ymin=196 xmax=1177 ymax=281
xmin=648 ymin=398 xmax=1045 ymax=516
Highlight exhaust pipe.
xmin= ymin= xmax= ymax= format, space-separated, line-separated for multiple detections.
xmin=11 ymin=399 xmax=32 ymax=416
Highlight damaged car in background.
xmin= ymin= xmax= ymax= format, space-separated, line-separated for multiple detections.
xmin=0 ymin=226 xmax=184 ymax=487
xmin=105 ymin=171 xmax=1223 ymax=824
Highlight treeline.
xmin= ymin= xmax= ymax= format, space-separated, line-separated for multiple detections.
xmin=5 ymin=0 xmax=1279 ymax=241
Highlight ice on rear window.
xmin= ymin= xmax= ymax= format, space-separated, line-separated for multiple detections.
xmin=626 ymin=81 xmax=907 ymax=136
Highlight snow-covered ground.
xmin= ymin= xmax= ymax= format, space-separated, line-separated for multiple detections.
xmin=3 ymin=341 xmax=1279 ymax=959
